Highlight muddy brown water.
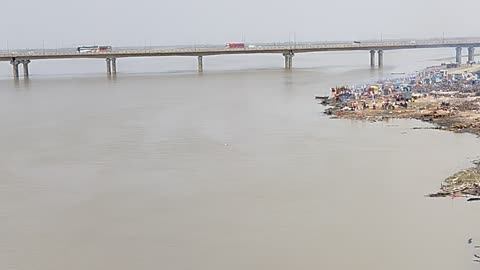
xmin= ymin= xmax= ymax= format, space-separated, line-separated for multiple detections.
xmin=1 ymin=49 xmax=480 ymax=269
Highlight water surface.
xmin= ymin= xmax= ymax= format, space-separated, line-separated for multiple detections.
xmin=1 ymin=48 xmax=480 ymax=270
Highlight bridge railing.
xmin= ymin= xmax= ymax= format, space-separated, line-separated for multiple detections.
xmin=3 ymin=39 xmax=480 ymax=58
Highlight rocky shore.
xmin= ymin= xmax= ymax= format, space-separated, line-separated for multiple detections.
xmin=320 ymin=64 xmax=480 ymax=200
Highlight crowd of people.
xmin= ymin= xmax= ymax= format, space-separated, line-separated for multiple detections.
xmin=334 ymin=85 xmax=416 ymax=112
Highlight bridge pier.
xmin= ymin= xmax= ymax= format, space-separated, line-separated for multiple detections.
xmin=198 ymin=56 xmax=203 ymax=73
xmin=378 ymin=50 xmax=384 ymax=67
xmin=10 ymin=59 xmax=20 ymax=79
xmin=283 ymin=52 xmax=294 ymax=70
xmin=370 ymin=50 xmax=376 ymax=67
xmin=106 ymin=58 xmax=112 ymax=75
xmin=21 ymin=60 xmax=31 ymax=78
xmin=456 ymin=47 xmax=462 ymax=64
xmin=111 ymin=58 xmax=117 ymax=74
xmin=468 ymin=47 xmax=475 ymax=63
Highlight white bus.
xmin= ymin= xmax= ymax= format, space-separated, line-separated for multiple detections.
xmin=77 ymin=46 xmax=112 ymax=53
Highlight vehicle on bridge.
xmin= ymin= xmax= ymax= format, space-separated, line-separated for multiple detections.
xmin=77 ymin=46 xmax=112 ymax=53
xmin=226 ymin=42 xmax=245 ymax=49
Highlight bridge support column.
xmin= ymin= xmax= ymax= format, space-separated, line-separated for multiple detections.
xmin=10 ymin=59 xmax=20 ymax=79
xmin=468 ymin=47 xmax=475 ymax=63
xmin=377 ymin=50 xmax=384 ymax=67
xmin=289 ymin=53 xmax=293 ymax=69
xmin=21 ymin=60 xmax=31 ymax=78
xmin=106 ymin=58 xmax=112 ymax=75
xmin=370 ymin=50 xmax=376 ymax=67
xmin=283 ymin=52 xmax=294 ymax=70
xmin=198 ymin=56 xmax=203 ymax=73
xmin=456 ymin=47 xmax=462 ymax=64
xmin=111 ymin=58 xmax=117 ymax=74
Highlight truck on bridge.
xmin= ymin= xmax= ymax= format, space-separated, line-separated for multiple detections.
xmin=226 ymin=42 xmax=245 ymax=49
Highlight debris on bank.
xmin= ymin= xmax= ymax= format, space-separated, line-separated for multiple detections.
xmin=427 ymin=161 xmax=480 ymax=199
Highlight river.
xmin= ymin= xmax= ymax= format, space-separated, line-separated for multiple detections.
xmin=1 ymin=48 xmax=480 ymax=269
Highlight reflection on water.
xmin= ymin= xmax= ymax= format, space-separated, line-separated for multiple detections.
xmin=107 ymin=74 xmax=118 ymax=81
xmin=13 ymin=78 xmax=21 ymax=88
xmin=11 ymin=78 xmax=31 ymax=90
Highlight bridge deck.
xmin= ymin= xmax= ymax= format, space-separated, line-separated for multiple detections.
xmin=2 ymin=39 xmax=480 ymax=61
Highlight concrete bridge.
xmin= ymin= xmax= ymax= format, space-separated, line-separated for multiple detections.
xmin=2 ymin=38 xmax=480 ymax=79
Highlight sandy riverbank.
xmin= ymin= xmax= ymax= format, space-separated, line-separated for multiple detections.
xmin=331 ymin=96 xmax=480 ymax=136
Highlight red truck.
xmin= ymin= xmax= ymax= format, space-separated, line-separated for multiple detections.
xmin=226 ymin=42 xmax=245 ymax=49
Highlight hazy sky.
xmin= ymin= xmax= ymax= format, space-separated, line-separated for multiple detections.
xmin=1 ymin=0 xmax=479 ymax=48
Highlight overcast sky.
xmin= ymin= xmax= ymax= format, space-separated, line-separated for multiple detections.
xmin=1 ymin=0 xmax=479 ymax=49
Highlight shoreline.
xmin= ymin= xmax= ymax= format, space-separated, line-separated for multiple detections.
xmin=320 ymin=64 xmax=480 ymax=200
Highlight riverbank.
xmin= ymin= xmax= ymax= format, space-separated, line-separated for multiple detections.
xmin=320 ymin=64 xmax=480 ymax=199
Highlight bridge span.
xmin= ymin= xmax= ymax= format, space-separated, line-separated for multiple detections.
xmin=2 ymin=38 xmax=480 ymax=79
